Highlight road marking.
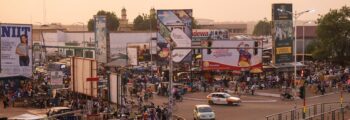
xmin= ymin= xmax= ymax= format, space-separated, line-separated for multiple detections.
xmin=184 ymin=97 xmax=277 ymax=103
xmin=242 ymin=100 xmax=277 ymax=103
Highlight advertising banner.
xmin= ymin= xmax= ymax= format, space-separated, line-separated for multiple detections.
xmin=127 ymin=43 xmax=151 ymax=63
xmin=50 ymin=71 xmax=64 ymax=85
xmin=70 ymin=57 xmax=98 ymax=97
xmin=272 ymin=3 xmax=293 ymax=64
xmin=95 ymin=16 xmax=107 ymax=63
xmin=202 ymin=40 xmax=262 ymax=72
xmin=157 ymin=9 xmax=192 ymax=63
xmin=0 ymin=24 xmax=32 ymax=77
xmin=127 ymin=47 xmax=138 ymax=66
xmin=170 ymin=29 xmax=191 ymax=62
xmin=192 ymin=29 xmax=229 ymax=41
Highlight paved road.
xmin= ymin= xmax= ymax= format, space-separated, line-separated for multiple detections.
xmin=155 ymin=91 xmax=350 ymax=120
xmin=1 ymin=90 xmax=349 ymax=120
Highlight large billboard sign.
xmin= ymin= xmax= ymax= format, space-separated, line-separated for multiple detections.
xmin=0 ymin=24 xmax=32 ymax=77
xmin=157 ymin=9 xmax=192 ymax=63
xmin=272 ymin=3 xmax=293 ymax=64
xmin=202 ymin=40 xmax=262 ymax=73
xmin=70 ymin=57 xmax=98 ymax=97
xmin=95 ymin=15 xmax=107 ymax=63
xmin=192 ymin=29 xmax=229 ymax=41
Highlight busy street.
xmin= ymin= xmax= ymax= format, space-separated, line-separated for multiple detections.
xmin=1 ymin=0 xmax=350 ymax=120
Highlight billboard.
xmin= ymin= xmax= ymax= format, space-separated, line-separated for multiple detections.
xmin=0 ymin=24 xmax=32 ymax=77
xmin=70 ymin=57 xmax=98 ymax=97
xmin=192 ymin=29 xmax=229 ymax=41
xmin=272 ymin=3 xmax=293 ymax=64
xmin=202 ymin=40 xmax=262 ymax=72
xmin=157 ymin=9 xmax=192 ymax=63
xmin=95 ymin=16 xmax=107 ymax=63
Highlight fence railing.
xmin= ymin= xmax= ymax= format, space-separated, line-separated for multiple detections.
xmin=265 ymin=102 xmax=350 ymax=120
xmin=304 ymin=107 xmax=346 ymax=120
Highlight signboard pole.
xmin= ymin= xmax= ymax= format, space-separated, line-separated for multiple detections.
xmin=168 ymin=46 xmax=173 ymax=120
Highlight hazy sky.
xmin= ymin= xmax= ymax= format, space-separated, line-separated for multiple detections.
xmin=0 ymin=0 xmax=349 ymax=25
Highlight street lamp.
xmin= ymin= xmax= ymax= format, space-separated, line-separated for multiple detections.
xmin=302 ymin=21 xmax=314 ymax=63
xmin=293 ymin=9 xmax=315 ymax=86
xmin=293 ymin=9 xmax=315 ymax=119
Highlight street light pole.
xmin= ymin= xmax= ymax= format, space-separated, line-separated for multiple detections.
xmin=293 ymin=10 xmax=314 ymax=119
xmin=302 ymin=24 xmax=305 ymax=63
xmin=293 ymin=9 xmax=315 ymax=87
xmin=168 ymin=45 xmax=173 ymax=120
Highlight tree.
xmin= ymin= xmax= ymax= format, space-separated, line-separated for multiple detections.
xmin=133 ymin=15 xmax=145 ymax=30
xmin=133 ymin=13 xmax=157 ymax=31
xmin=87 ymin=10 xmax=120 ymax=31
xmin=192 ymin=17 xmax=199 ymax=29
xmin=253 ymin=18 xmax=271 ymax=36
xmin=312 ymin=6 xmax=350 ymax=65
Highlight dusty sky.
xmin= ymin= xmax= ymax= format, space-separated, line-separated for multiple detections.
xmin=0 ymin=0 xmax=348 ymax=25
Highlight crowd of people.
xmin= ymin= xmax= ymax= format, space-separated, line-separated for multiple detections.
xmin=0 ymin=60 xmax=349 ymax=120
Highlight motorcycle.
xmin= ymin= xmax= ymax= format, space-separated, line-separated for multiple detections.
xmin=280 ymin=92 xmax=294 ymax=100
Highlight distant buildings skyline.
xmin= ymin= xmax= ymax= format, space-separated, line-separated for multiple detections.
xmin=0 ymin=0 xmax=348 ymax=25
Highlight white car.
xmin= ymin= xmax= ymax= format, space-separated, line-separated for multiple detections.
xmin=193 ymin=105 xmax=215 ymax=120
xmin=207 ymin=92 xmax=241 ymax=105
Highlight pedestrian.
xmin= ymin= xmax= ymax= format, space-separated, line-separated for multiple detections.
xmin=3 ymin=97 xmax=9 ymax=108
xmin=251 ymin=84 xmax=256 ymax=95
xmin=156 ymin=106 xmax=162 ymax=120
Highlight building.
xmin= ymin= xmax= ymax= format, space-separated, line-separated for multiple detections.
xmin=198 ymin=23 xmax=248 ymax=39
xmin=118 ymin=8 xmax=133 ymax=31
xmin=295 ymin=25 xmax=317 ymax=60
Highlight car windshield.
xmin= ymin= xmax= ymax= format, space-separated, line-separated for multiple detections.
xmin=223 ymin=94 xmax=231 ymax=98
xmin=198 ymin=107 xmax=213 ymax=112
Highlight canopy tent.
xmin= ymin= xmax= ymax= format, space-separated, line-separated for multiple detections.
xmin=0 ymin=75 xmax=31 ymax=80
xmin=9 ymin=113 xmax=45 ymax=120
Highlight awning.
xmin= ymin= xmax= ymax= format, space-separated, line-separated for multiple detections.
xmin=271 ymin=62 xmax=306 ymax=68
xmin=105 ymin=59 xmax=127 ymax=67
xmin=8 ymin=113 xmax=45 ymax=120
xmin=0 ymin=75 xmax=32 ymax=80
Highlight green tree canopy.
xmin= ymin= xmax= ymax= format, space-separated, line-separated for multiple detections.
xmin=253 ymin=18 xmax=271 ymax=36
xmin=88 ymin=10 xmax=120 ymax=31
xmin=133 ymin=13 xmax=157 ymax=31
xmin=311 ymin=6 xmax=350 ymax=65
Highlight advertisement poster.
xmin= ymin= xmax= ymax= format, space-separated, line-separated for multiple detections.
xmin=127 ymin=43 xmax=151 ymax=63
xmin=127 ymin=47 xmax=138 ymax=66
xmin=192 ymin=29 xmax=229 ymax=41
xmin=157 ymin=9 xmax=192 ymax=63
xmin=50 ymin=71 xmax=64 ymax=85
xmin=0 ymin=24 xmax=32 ymax=77
xmin=202 ymin=40 xmax=262 ymax=72
xmin=272 ymin=3 xmax=293 ymax=64
xmin=95 ymin=15 xmax=107 ymax=63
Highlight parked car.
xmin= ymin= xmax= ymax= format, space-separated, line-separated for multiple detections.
xmin=207 ymin=92 xmax=241 ymax=105
xmin=47 ymin=107 xmax=74 ymax=119
xmin=193 ymin=105 xmax=215 ymax=120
